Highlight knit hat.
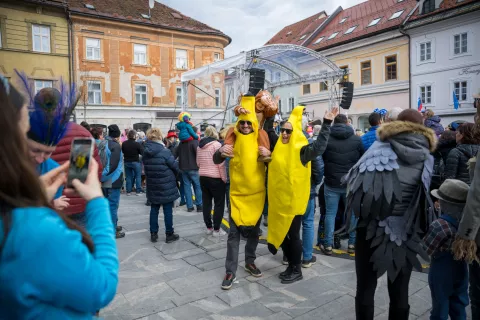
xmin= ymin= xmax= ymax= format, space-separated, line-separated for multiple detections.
xmin=108 ymin=124 xmax=121 ymax=138
xmin=431 ymin=179 xmax=469 ymax=204
xmin=166 ymin=130 xmax=178 ymax=139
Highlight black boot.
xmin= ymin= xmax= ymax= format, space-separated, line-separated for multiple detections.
xmin=388 ymin=305 xmax=410 ymax=320
xmin=281 ymin=264 xmax=303 ymax=284
xmin=278 ymin=264 xmax=293 ymax=280
xmin=150 ymin=232 xmax=158 ymax=242
xmin=355 ymin=298 xmax=374 ymax=320
xmin=166 ymin=232 xmax=179 ymax=243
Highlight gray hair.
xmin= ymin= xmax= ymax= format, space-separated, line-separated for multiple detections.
xmin=386 ymin=107 xmax=403 ymax=122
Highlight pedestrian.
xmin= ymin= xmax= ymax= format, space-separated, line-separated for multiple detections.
xmin=344 ymin=109 xmax=436 ymax=319
xmin=445 ymin=123 xmax=479 ymax=185
xmin=361 ymin=112 xmax=382 ymax=151
xmin=0 ymin=79 xmax=118 ymax=318
xmin=143 ymin=128 xmax=180 ymax=243
xmin=385 ymin=107 xmax=403 ymax=122
xmin=80 ymin=121 xmax=90 ymax=132
xmin=423 ymin=109 xmax=445 ymax=137
xmin=219 ymin=126 xmax=232 ymax=213
xmin=197 ymin=126 xmax=227 ymax=237
xmin=424 ymin=179 xmax=470 ymax=320
xmin=51 ymin=122 xmax=103 ymax=227
xmin=166 ymin=129 xmax=186 ymax=206
xmin=122 ymin=129 xmax=144 ymax=195
xmin=267 ymin=106 xmax=335 ymax=284
xmin=321 ymin=113 xmax=364 ymax=255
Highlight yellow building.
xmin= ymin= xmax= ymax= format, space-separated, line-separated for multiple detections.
xmin=0 ymin=0 xmax=70 ymax=96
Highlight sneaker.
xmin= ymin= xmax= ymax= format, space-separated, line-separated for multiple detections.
xmin=221 ymin=272 xmax=236 ymax=290
xmin=197 ymin=205 xmax=203 ymax=212
xmin=116 ymin=231 xmax=125 ymax=239
xmin=187 ymin=207 xmax=194 ymax=212
xmin=116 ymin=225 xmax=123 ymax=232
xmin=321 ymin=245 xmax=332 ymax=256
xmin=126 ymin=193 xmax=131 ymax=196
xmin=244 ymin=263 xmax=262 ymax=277
xmin=282 ymin=255 xmax=289 ymax=265
xmin=166 ymin=233 xmax=179 ymax=243
xmin=135 ymin=193 xmax=142 ymax=196
xmin=213 ymin=229 xmax=227 ymax=237
xmin=347 ymin=244 xmax=355 ymax=254
xmin=206 ymin=228 xmax=213 ymax=235
xmin=150 ymin=232 xmax=158 ymax=242
xmin=302 ymin=255 xmax=317 ymax=268
xmin=334 ymin=234 xmax=342 ymax=249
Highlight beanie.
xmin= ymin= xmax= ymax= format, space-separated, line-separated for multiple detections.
xmin=108 ymin=124 xmax=121 ymax=138
xmin=397 ymin=109 xmax=423 ymax=125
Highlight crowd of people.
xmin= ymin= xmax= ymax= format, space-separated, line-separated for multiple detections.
xmin=0 ymin=72 xmax=479 ymax=320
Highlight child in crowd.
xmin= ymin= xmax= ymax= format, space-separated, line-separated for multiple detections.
xmin=423 ymin=179 xmax=470 ymax=319
xmin=176 ymin=112 xmax=198 ymax=142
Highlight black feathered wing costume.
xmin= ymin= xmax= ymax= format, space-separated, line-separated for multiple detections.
xmin=343 ymin=121 xmax=437 ymax=282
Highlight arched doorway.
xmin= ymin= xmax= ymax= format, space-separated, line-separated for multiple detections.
xmin=133 ymin=122 xmax=151 ymax=133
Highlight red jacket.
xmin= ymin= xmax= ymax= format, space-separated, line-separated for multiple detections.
xmin=51 ymin=123 xmax=103 ymax=215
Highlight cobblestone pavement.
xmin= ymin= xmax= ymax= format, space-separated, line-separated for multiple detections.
xmin=102 ymin=194 xmax=472 ymax=320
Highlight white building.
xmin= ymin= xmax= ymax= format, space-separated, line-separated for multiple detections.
xmin=405 ymin=0 xmax=480 ymax=126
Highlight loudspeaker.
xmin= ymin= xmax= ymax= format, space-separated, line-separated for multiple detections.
xmin=339 ymin=82 xmax=354 ymax=110
xmin=248 ymin=68 xmax=265 ymax=96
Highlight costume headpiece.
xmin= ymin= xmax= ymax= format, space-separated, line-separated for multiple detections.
xmin=373 ymin=108 xmax=387 ymax=116
xmin=178 ymin=111 xmax=191 ymax=122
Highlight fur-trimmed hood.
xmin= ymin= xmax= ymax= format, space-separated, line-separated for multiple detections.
xmin=377 ymin=121 xmax=437 ymax=152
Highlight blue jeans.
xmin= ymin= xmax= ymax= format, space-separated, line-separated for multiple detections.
xmin=302 ymin=198 xmax=315 ymax=260
xmin=182 ymin=170 xmax=202 ymax=209
xmin=178 ymin=179 xmax=186 ymax=204
xmin=324 ymin=185 xmax=356 ymax=248
xmin=102 ymin=188 xmax=121 ymax=231
xmin=125 ymin=162 xmax=142 ymax=193
xmin=150 ymin=202 xmax=174 ymax=234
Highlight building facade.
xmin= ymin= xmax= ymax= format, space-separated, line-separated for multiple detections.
xmin=405 ymin=0 xmax=480 ymax=126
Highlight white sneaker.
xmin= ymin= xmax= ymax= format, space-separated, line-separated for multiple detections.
xmin=213 ymin=229 xmax=227 ymax=237
xmin=206 ymin=228 xmax=213 ymax=235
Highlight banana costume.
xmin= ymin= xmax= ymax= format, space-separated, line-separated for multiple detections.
xmin=267 ymin=106 xmax=311 ymax=249
xmin=229 ymin=95 xmax=266 ymax=228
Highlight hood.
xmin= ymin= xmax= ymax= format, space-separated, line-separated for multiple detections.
xmin=330 ymin=124 xmax=354 ymax=140
xmin=378 ymin=121 xmax=437 ymax=165
xmin=143 ymin=140 xmax=165 ymax=157
xmin=456 ymin=144 xmax=479 ymax=159
xmin=199 ymin=137 xmax=217 ymax=148
xmin=427 ymin=115 xmax=441 ymax=124
xmin=97 ymin=139 xmax=108 ymax=152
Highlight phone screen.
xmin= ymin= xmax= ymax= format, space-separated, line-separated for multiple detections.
xmin=67 ymin=138 xmax=93 ymax=187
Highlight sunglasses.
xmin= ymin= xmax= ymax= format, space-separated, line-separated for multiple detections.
xmin=239 ymin=120 xmax=252 ymax=126
xmin=280 ymin=128 xmax=293 ymax=134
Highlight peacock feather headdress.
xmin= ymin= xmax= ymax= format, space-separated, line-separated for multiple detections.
xmin=15 ymin=70 xmax=80 ymax=146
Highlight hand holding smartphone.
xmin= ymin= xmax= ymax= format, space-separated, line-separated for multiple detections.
xmin=67 ymin=138 xmax=94 ymax=188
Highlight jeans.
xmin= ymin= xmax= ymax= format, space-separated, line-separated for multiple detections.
xmin=324 ymin=184 xmax=356 ymax=248
xmin=125 ymin=162 xmax=142 ymax=193
xmin=302 ymin=198 xmax=315 ymax=260
xmin=470 ymin=261 xmax=480 ymax=320
xmin=429 ymin=251 xmax=469 ymax=320
xmin=200 ymin=176 xmax=225 ymax=230
xmin=178 ymin=179 xmax=186 ymax=204
xmin=150 ymin=202 xmax=174 ymax=234
xmin=102 ymin=188 xmax=121 ymax=232
xmin=182 ymin=170 xmax=202 ymax=209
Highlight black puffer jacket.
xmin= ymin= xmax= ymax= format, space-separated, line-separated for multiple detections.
xmin=143 ymin=140 xmax=180 ymax=204
xmin=323 ymin=124 xmax=364 ymax=188
xmin=445 ymin=144 xmax=479 ymax=185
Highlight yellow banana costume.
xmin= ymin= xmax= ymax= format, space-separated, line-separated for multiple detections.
xmin=229 ymin=95 xmax=266 ymax=227
xmin=267 ymin=106 xmax=311 ymax=249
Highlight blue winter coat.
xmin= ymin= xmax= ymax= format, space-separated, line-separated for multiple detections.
xmin=143 ymin=140 xmax=180 ymax=205
xmin=361 ymin=125 xmax=379 ymax=151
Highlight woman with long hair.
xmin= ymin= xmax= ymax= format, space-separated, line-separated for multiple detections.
xmin=0 ymin=79 xmax=118 ymax=318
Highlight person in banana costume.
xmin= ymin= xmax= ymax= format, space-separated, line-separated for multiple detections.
xmin=213 ymin=93 xmax=271 ymax=290
xmin=267 ymin=105 xmax=338 ymax=284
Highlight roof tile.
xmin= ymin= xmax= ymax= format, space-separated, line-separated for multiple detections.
xmin=265 ymin=11 xmax=327 ymax=45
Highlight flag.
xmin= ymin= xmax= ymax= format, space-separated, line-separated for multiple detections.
xmin=417 ymin=97 xmax=423 ymax=112
xmin=453 ymin=91 xmax=459 ymax=110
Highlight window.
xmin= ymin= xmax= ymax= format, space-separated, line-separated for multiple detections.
xmin=344 ymin=26 xmax=357 ymax=35
xmin=339 ymin=17 xmax=348 ymax=24
xmin=367 ymin=17 xmax=382 ymax=27
xmin=34 ymin=80 xmax=53 ymax=94
xmin=361 ymin=61 xmax=371 ymax=85
xmin=420 ymin=85 xmax=432 ymax=104
xmin=385 ymin=55 xmax=397 ymax=81
xmin=133 ymin=44 xmax=147 ymax=65
xmin=175 ymin=49 xmax=188 ymax=69
xmin=87 ymin=81 xmax=102 ymax=105
xmin=32 ymin=25 xmax=50 ymax=53
xmin=299 ymin=35 xmax=306 ymax=40
xmin=135 ymin=84 xmax=147 ymax=105
xmin=84 ymin=4 xmax=95 ymax=9
xmin=422 ymin=0 xmax=435 ymax=14
xmin=214 ymin=53 xmax=221 ymax=62
xmin=303 ymin=84 xmax=311 ymax=95
xmin=176 ymin=87 xmax=182 ymax=106
xmin=286 ymin=31 xmax=292 ymax=35
xmin=273 ymin=71 xmax=281 ymax=82
xmin=340 ymin=66 xmax=349 ymax=82
xmin=454 ymin=81 xmax=468 ymax=101
xmin=389 ymin=10 xmax=404 ymax=20
xmin=420 ymin=42 xmax=432 ymax=61
xmin=454 ymin=33 xmax=468 ymax=55
xmin=215 ymin=88 xmax=221 ymax=107
xmin=328 ymin=32 xmax=339 ymax=40
xmin=86 ymin=38 xmax=101 ymax=60
xmin=320 ymin=82 xmax=328 ymax=91
xmin=313 ymin=37 xmax=324 ymax=44
xmin=288 ymin=97 xmax=295 ymax=111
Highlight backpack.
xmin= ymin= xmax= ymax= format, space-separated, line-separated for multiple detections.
xmin=97 ymin=139 xmax=123 ymax=183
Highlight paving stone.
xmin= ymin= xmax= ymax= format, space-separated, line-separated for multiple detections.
xmin=119 ymin=247 xmax=166 ymax=271
xmin=264 ymin=311 xmax=293 ymax=320
xmin=155 ymin=239 xmax=198 ymax=255
xmin=163 ymin=264 xmax=203 ymax=281
xmin=256 ymin=291 xmax=303 ymax=313
xmin=163 ymin=248 xmax=205 ymax=261
xmin=168 ymin=268 xmax=233 ymax=295
xmin=157 ymin=303 xmax=213 ymax=320
xmin=216 ymin=282 xmax=273 ymax=307
xmin=197 ymin=258 xmax=226 ymax=271
xmin=189 ymin=296 xmax=230 ymax=313
xmin=117 ymin=270 xmax=169 ymax=294
xmin=184 ymin=234 xmax=218 ymax=247
xmin=217 ymin=300 xmax=273 ymax=318
xmin=184 ymin=253 xmax=216 ymax=265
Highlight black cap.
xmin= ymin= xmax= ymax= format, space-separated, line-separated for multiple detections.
xmin=108 ymin=124 xmax=120 ymax=138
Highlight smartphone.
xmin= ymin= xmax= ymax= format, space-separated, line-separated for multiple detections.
xmin=67 ymin=138 xmax=94 ymax=188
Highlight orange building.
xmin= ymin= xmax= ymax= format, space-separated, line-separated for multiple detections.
xmin=68 ymin=0 xmax=230 ymax=133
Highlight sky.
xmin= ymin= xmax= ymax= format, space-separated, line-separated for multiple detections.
xmin=158 ymin=0 xmax=366 ymax=57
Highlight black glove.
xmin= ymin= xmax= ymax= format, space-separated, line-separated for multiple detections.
xmin=263 ymin=116 xmax=275 ymax=131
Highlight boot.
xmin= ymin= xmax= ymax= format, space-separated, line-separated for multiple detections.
xmin=388 ymin=305 xmax=410 ymax=320
xmin=355 ymin=298 xmax=374 ymax=320
xmin=257 ymin=155 xmax=272 ymax=163
xmin=150 ymin=232 xmax=158 ymax=242
xmin=278 ymin=264 xmax=293 ymax=280
xmin=281 ymin=264 xmax=303 ymax=284
xmin=166 ymin=232 xmax=179 ymax=243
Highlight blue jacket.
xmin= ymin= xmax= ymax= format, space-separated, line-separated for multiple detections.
xmin=176 ymin=121 xmax=198 ymax=142
xmin=0 ymin=198 xmax=118 ymax=319
xmin=37 ymin=158 xmax=63 ymax=199
xmin=361 ymin=125 xmax=379 ymax=151
xmin=143 ymin=140 xmax=180 ymax=205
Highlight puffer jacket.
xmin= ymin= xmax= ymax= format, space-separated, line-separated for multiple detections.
xmin=445 ymin=144 xmax=479 ymax=185
xmin=51 ymin=123 xmax=102 ymax=215
xmin=323 ymin=123 xmax=364 ymax=188
xmin=196 ymin=137 xmax=226 ymax=182
xmin=143 ymin=140 xmax=179 ymax=205
xmin=424 ymin=116 xmax=444 ymax=137
xmin=361 ymin=125 xmax=379 ymax=151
